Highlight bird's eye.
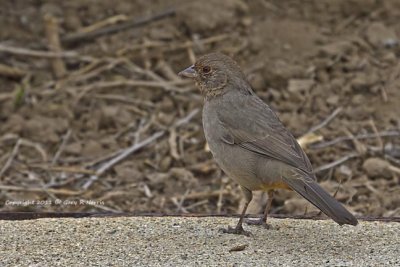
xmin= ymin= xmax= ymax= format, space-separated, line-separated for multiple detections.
xmin=202 ymin=66 xmax=211 ymax=74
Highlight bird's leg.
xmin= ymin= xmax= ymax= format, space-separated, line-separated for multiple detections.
xmin=220 ymin=186 xmax=252 ymax=237
xmin=246 ymin=190 xmax=274 ymax=228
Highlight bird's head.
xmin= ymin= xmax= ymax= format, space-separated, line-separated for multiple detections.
xmin=178 ymin=52 xmax=250 ymax=98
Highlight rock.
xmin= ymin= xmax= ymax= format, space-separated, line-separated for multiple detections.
xmin=287 ymin=79 xmax=315 ymax=93
xmin=351 ymin=72 xmax=380 ymax=92
xmin=326 ymin=95 xmax=340 ymax=105
xmin=365 ymin=22 xmax=398 ymax=48
xmin=362 ymin=157 xmax=392 ymax=179
xmin=179 ymin=0 xmax=248 ymax=33
xmin=114 ymin=163 xmax=143 ymax=181
xmin=263 ymin=61 xmax=306 ymax=88
xmin=64 ymin=142 xmax=82 ymax=155
xmin=319 ymin=40 xmax=354 ymax=57
xmin=81 ymin=140 xmax=103 ymax=157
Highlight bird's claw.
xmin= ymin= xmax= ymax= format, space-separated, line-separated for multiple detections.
xmin=219 ymin=226 xmax=253 ymax=237
xmin=245 ymin=218 xmax=273 ymax=229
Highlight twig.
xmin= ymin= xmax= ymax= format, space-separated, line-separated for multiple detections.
xmin=343 ymin=128 xmax=367 ymax=155
xmin=0 ymin=139 xmax=22 ymax=178
xmin=314 ymin=152 xmax=358 ymax=173
xmin=156 ymin=59 xmax=182 ymax=82
xmin=44 ymin=14 xmax=67 ymax=78
xmin=311 ymin=130 xmax=400 ymax=149
xmin=91 ymin=93 xmax=154 ymax=108
xmin=82 ymin=131 xmax=164 ymax=190
xmin=123 ymin=60 xmax=184 ymax=92
xmin=184 ymin=199 xmax=209 ymax=211
xmin=96 ymin=131 xmax=164 ymax=177
xmin=0 ymin=63 xmax=26 ymax=79
xmin=168 ymin=128 xmax=180 ymax=160
xmin=175 ymin=189 xmax=228 ymax=201
xmin=0 ymin=184 xmax=82 ymax=195
xmin=83 ymin=109 xmax=199 ymax=189
xmin=174 ymin=108 xmax=199 ymax=127
xmin=29 ymin=165 xmax=95 ymax=175
xmin=0 ymin=44 xmax=91 ymax=60
xmin=369 ymin=119 xmax=383 ymax=151
xmin=119 ymin=34 xmax=228 ymax=54
xmin=75 ymin=79 xmax=190 ymax=101
xmin=20 ymin=139 xmax=48 ymax=162
xmin=0 ymin=93 xmax=13 ymax=102
xmin=77 ymin=15 xmax=128 ymax=34
xmin=90 ymin=203 xmax=122 ymax=213
xmin=67 ymin=58 xmax=125 ymax=84
xmin=379 ymin=85 xmax=388 ymax=102
xmin=298 ymin=108 xmax=342 ymax=148
xmin=52 ymin=130 xmax=72 ymax=165
xmin=62 ymin=8 xmax=176 ymax=45
xmin=304 ymin=107 xmax=342 ymax=135
xmin=170 ymin=196 xmax=189 ymax=213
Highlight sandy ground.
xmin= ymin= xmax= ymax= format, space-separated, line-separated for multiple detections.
xmin=0 ymin=217 xmax=398 ymax=266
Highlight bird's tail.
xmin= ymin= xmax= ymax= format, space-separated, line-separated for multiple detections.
xmin=282 ymin=170 xmax=358 ymax=226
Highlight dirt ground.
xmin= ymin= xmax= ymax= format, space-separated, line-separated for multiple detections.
xmin=0 ymin=0 xmax=399 ymax=218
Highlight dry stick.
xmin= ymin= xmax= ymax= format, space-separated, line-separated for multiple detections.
xmin=304 ymin=107 xmax=343 ymax=135
xmin=82 ymin=131 xmax=164 ymax=190
xmin=20 ymin=139 xmax=48 ymax=162
xmin=123 ymin=60 xmax=184 ymax=92
xmin=379 ymin=85 xmax=388 ymax=102
xmin=0 ymin=93 xmax=13 ymax=102
xmin=156 ymin=60 xmax=182 ymax=82
xmin=44 ymin=14 xmax=67 ymax=78
xmin=29 ymin=165 xmax=96 ymax=175
xmin=0 ymin=139 xmax=22 ymax=178
xmin=170 ymin=197 xmax=189 ymax=213
xmin=0 ymin=44 xmax=91 ymax=60
xmin=92 ymin=93 xmax=154 ymax=108
xmin=121 ymin=34 xmax=228 ymax=53
xmin=174 ymin=108 xmax=199 ymax=127
xmin=68 ymin=58 xmax=126 ymax=84
xmin=78 ymin=14 xmax=128 ymax=34
xmin=0 ymin=63 xmax=26 ymax=78
xmin=67 ymin=58 xmax=103 ymax=78
xmin=169 ymin=128 xmax=180 ymax=160
xmin=297 ymin=107 xmax=342 ymax=148
xmin=176 ymin=189 xmax=228 ymax=201
xmin=0 ymin=184 xmax=82 ymax=195
xmin=344 ymin=128 xmax=367 ymax=155
xmin=83 ymin=109 xmax=200 ymax=189
xmin=314 ymin=152 xmax=358 ymax=173
xmin=96 ymin=131 xmax=164 ymax=177
xmin=185 ymin=199 xmax=209 ymax=211
xmin=52 ymin=130 xmax=72 ymax=165
xmin=76 ymin=79 xmax=190 ymax=101
xmin=62 ymin=8 xmax=176 ymax=45
xmin=369 ymin=119 xmax=384 ymax=151
xmin=310 ymin=130 xmax=400 ymax=149
xmin=90 ymin=203 xmax=122 ymax=213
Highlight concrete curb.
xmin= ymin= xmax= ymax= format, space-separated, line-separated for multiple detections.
xmin=0 ymin=217 xmax=398 ymax=266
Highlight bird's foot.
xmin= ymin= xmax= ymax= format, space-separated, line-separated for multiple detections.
xmin=219 ymin=225 xmax=252 ymax=237
xmin=245 ymin=218 xmax=273 ymax=229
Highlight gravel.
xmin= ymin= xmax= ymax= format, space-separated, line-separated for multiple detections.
xmin=0 ymin=217 xmax=398 ymax=266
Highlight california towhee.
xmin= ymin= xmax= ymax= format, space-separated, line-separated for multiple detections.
xmin=179 ymin=52 xmax=358 ymax=236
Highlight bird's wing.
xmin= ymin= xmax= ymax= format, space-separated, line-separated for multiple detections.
xmin=217 ymin=94 xmax=313 ymax=174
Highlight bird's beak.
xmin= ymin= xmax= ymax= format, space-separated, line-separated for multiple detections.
xmin=178 ymin=65 xmax=197 ymax=78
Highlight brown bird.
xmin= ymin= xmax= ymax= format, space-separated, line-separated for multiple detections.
xmin=179 ymin=52 xmax=358 ymax=236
